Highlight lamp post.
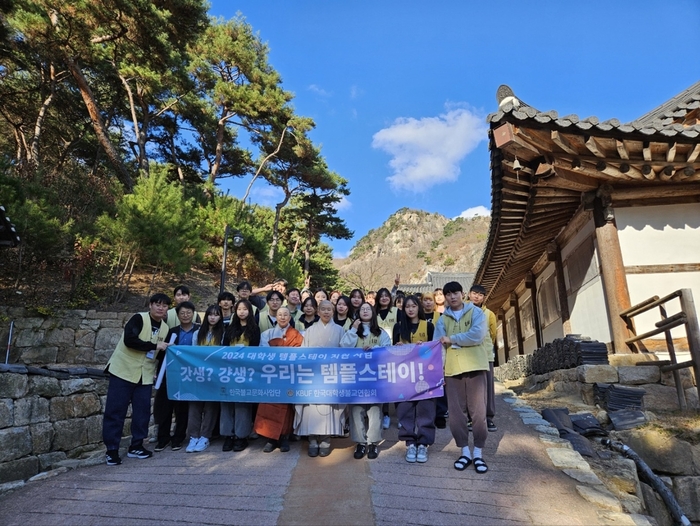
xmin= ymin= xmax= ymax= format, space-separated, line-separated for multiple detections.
xmin=220 ymin=225 xmax=244 ymax=295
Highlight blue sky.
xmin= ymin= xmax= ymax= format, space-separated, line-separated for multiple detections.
xmin=208 ymin=1 xmax=700 ymax=258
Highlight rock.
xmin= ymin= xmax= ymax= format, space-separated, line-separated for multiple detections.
xmin=618 ymin=366 xmax=660 ymax=385
xmin=684 ymin=387 xmax=699 ymax=410
xmin=640 ymin=482 xmax=673 ymax=526
xmin=15 ymin=328 xmax=45 ymax=347
xmin=576 ymin=485 xmax=622 ymax=511
xmin=660 ymin=368 xmax=694 ymax=389
xmin=672 ymin=476 xmax=700 ymax=521
xmin=20 ymin=346 xmax=58 ymax=364
xmin=0 ymin=479 xmax=25 ymax=496
xmin=0 ymin=456 xmax=38 ymax=484
xmin=597 ymin=511 xmax=657 ymax=526
xmin=539 ymin=435 xmax=573 ymax=449
xmin=619 ymin=495 xmax=645 ymax=515
xmin=14 ymin=396 xmax=49 ymax=425
xmin=50 ymin=396 xmax=75 ymax=421
xmin=30 ymin=422 xmax=54 ymax=454
xmin=597 ymin=457 xmax=641 ymax=495
xmin=616 ymin=428 xmax=696 ymax=475
xmin=640 ymin=383 xmax=687 ymax=412
xmin=75 ymin=329 xmax=96 ymax=347
xmin=577 ymin=365 xmax=619 ymax=384
xmin=0 ymin=426 xmax=32 ymax=462
xmin=535 ymin=424 xmax=560 ymax=436
xmin=0 ymin=373 xmax=29 ymax=398
xmin=53 ymin=419 xmax=87 ymax=450
xmin=28 ymin=467 xmax=69 ymax=482
xmin=60 ymin=378 xmax=96 ymax=396
xmin=0 ymin=398 xmax=13 ymax=428
xmin=581 ymin=384 xmax=596 ymax=405
xmin=546 ymin=448 xmax=589 ymax=470
xmin=522 ymin=415 xmax=550 ymax=426
xmin=85 ymin=414 xmax=103 ymax=444
xmin=79 ymin=319 xmax=101 ymax=331
xmin=562 ymin=468 xmax=603 ymax=485
xmin=44 ymin=328 xmax=75 ymax=346
xmin=38 ymin=451 xmax=67 ymax=471
xmin=608 ymin=353 xmax=658 ymax=367
xmin=94 ymin=328 xmax=122 ymax=357
xmin=71 ymin=393 xmax=101 ymax=418
xmin=28 ymin=376 xmax=61 ymax=397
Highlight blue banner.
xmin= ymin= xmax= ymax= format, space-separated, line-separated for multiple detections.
xmin=165 ymin=341 xmax=444 ymax=404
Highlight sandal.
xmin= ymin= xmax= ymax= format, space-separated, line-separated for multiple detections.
xmin=454 ymin=456 xmax=472 ymax=471
xmin=473 ymin=457 xmax=488 ymax=474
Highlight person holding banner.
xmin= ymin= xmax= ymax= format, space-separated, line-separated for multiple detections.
xmin=220 ymin=299 xmax=261 ymax=453
xmin=392 ymin=295 xmax=436 ymax=463
xmin=102 ymin=293 xmax=171 ymax=466
xmin=295 ymin=300 xmax=346 ymax=458
xmin=155 ymin=301 xmax=199 ymax=452
xmin=434 ymin=281 xmax=490 ymax=474
xmin=341 ymin=302 xmax=391 ymax=460
xmin=185 ymin=305 xmax=225 ymax=453
xmin=255 ymin=307 xmax=303 ymax=453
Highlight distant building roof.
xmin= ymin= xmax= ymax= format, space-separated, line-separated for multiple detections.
xmin=400 ymin=272 xmax=475 ymax=295
xmin=0 ymin=206 xmax=20 ymax=248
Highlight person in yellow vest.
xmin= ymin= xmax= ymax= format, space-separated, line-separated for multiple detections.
xmin=286 ymin=287 xmax=303 ymax=324
xmin=341 ymin=302 xmax=391 ymax=460
xmin=468 ymin=284 xmax=499 ymax=432
xmin=392 ymin=295 xmax=435 ymax=463
xmin=102 ymin=293 xmax=172 ymax=466
xmin=166 ymin=285 xmax=202 ymax=328
xmin=434 ymin=281 xmax=490 ymax=474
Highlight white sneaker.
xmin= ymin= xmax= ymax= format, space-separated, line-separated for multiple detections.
xmin=405 ymin=444 xmax=417 ymax=463
xmin=185 ymin=437 xmax=199 ymax=453
xmin=193 ymin=437 xmax=210 ymax=452
xmin=416 ymin=444 xmax=428 ymax=463
xmin=382 ymin=415 xmax=390 ymax=429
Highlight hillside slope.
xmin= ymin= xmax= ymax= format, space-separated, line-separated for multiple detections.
xmin=334 ymin=208 xmax=490 ymax=291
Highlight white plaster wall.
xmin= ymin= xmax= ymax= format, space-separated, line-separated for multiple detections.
xmin=542 ymin=321 xmax=565 ymax=343
xmin=567 ymin=275 xmax=612 ymax=344
xmin=523 ymin=334 xmax=538 ymax=354
xmin=616 ymin=203 xmax=700 ymax=265
xmin=617 ymin=203 xmax=700 ymax=340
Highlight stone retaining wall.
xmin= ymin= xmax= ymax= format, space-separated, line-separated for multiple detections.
xmin=0 ymin=365 xmax=116 ymax=484
xmin=498 ymin=357 xmax=700 ymax=524
xmin=0 ymin=307 xmax=132 ymax=365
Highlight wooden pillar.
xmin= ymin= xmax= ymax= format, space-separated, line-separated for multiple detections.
xmin=592 ymin=185 xmax=632 ymax=353
xmin=510 ymin=293 xmax=525 ymax=355
xmin=547 ymin=242 xmax=572 ymax=335
xmin=498 ymin=309 xmax=510 ymax=364
xmin=526 ymin=272 xmax=543 ymax=349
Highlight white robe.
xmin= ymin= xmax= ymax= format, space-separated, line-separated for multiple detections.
xmin=293 ymin=321 xmax=347 ymax=436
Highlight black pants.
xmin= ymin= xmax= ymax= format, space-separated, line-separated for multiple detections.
xmin=153 ymin=374 xmax=189 ymax=443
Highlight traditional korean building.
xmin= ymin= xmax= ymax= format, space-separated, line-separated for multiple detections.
xmin=475 ymin=83 xmax=700 ymax=367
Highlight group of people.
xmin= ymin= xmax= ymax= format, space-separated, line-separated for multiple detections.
xmin=102 ymin=276 xmax=498 ymax=474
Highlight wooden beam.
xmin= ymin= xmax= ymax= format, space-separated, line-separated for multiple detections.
xmin=610 ymin=183 xmax=700 ymax=201
xmin=625 ymin=263 xmax=700 ymax=274
xmin=616 ymin=139 xmax=630 ymax=160
xmin=585 ymin=136 xmax=607 ymax=158
xmin=643 ymin=142 xmax=652 ymax=162
xmin=551 ymin=130 xmax=579 ymax=155
xmin=667 ymin=142 xmax=677 ymax=163
xmin=687 ymin=143 xmax=700 ymax=163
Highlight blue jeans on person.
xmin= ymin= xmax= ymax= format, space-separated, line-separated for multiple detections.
xmin=102 ymin=374 xmax=152 ymax=451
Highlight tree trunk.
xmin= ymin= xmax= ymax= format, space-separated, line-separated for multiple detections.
xmin=66 ymin=57 xmax=134 ymax=191
xmin=268 ymin=193 xmax=290 ymax=264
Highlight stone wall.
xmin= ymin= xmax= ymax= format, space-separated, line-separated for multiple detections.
xmin=0 ymin=307 xmax=132 ymax=365
xmin=0 ymin=365 xmax=116 ymax=484
xmin=498 ymin=357 xmax=700 ymax=524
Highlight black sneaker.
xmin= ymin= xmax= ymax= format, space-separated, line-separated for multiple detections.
xmin=155 ymin=439 xmax=170 ymax=452
xmin=353 ymin=443 xmax=367 ymax=459
xmin=467 ymin=420 xmax=473 ymax=431
xmin=435 ymin=416 xmax=447 ymax=429
xmin=367 ymin=444 xmax=379 ymax=460
xmin=127 ymin=445 xmax=153 ymax=459
xmin=105 ymin=450 xmax=121 ymax=466
xmin=487 ymin=419 xmax=498 ymax=432
xmin=171 ymin=440 xmax=183 ymax=451
xmin=222 ymin=436 xmax=235 ymax=452
xmin=233 ymin=438 xmax=248 ymax=452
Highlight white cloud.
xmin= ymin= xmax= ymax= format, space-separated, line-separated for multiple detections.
xmin=250 ymin=185 xmax=285 ymax=207
xmin=456 ymin=205 xmax=491 ymax=219
xmin=372 ymin=105 xmax=487 ymax=193
xmin=350 ymin=85 xmax=363 ymax=99
xmin=308 ymin=84 xmax=332 ymax=97
xmin=332 ymin=195 xmax=351 ymax=212
xmin=333 ymin=249 xmax=352 ymax=260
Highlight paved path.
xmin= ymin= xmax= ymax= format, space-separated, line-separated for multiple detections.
xmin=0 ymin=387 xmax=608 ymax=525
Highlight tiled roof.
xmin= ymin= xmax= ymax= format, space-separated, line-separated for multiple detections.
xmin=399 ymin=272 xmax=475 ymax=295
xmin=487 ymin=82 xmax=700 ymax=140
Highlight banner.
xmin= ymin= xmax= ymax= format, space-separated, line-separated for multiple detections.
xmin=165 ymin=341 xmax=444 ymax=404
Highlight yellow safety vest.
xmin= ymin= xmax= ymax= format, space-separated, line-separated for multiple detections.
xmin=107 ymin=312 xmax=168 ymax=384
